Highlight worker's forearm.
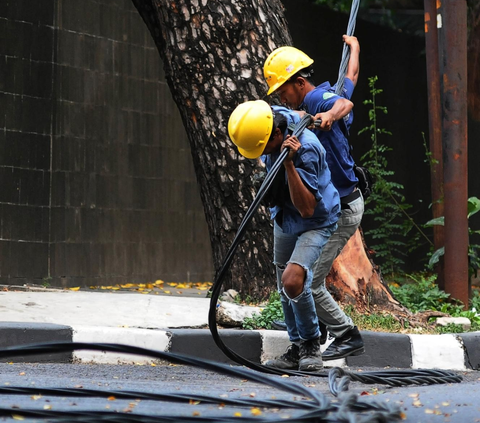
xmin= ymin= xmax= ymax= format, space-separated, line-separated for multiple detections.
xmin=346 ymin=48 xmax=360 ymax=86
xmin=284 ymin=161 xmax=316 ymax=218
xmin=328 ymin=98 xmax=353 ymax=121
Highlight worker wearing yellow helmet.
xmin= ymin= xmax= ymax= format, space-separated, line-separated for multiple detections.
xmin=228 ymin=100 xmax=341 ymax=372
xmin=263 ymin=36 xmax=365 ymax=367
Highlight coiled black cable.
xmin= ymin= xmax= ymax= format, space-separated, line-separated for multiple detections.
xmin=0 ymin=341 xmax=403 ymax=422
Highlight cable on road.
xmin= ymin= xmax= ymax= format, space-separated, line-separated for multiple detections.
xmin=0 ymin=341 xmax=408 ymax=422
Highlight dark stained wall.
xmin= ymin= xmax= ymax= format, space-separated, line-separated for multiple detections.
xmin=283 ymin=0 xmax=480 ymax=270
xmin=0 ymin=0 xmax=213 ymax=287
xmin=1 ymin=0 xmax=478 ymax=286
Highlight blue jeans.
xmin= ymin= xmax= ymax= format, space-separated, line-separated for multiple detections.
xmin=311 ymin=191 xmax=364 ymax=337
xmin=273 ymin=220 xmax=337 ymax=344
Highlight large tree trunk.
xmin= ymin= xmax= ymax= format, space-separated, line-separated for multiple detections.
xmin=131 ymin=0 xmax=401 ymax=308
xmin=327 ymin=228 xmax=401 ymax=312
xmin=131 ymin=0 xmax=292 ymax=299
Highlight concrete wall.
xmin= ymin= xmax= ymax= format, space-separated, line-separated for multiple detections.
xmin=0 ymin=0 xmax=213 ymax=287
xmin=1 ymin=0 xmax=478 ymax=286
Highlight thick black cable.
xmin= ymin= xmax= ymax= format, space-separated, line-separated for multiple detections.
xmin=0 ymin=342 xmax=325 ymax=404
xmin=0 ymin=342 xmax=406 ymax=422
xmin=335 ymin=0 xmax=360 ymax=96
xmin=0 ymin=342 xmax=463 ymax=422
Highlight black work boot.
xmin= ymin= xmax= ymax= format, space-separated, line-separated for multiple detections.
xmin=265 ymin=344 xmax=299 ymax=370
xmin=298 ymin=338 xmax=323 ymax=372
xmin=319 ymin=321 xmax=328 ymax=345
xmin=322 ymin=326 xmax=365 ymax=361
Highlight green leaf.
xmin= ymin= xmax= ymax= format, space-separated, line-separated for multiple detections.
xmin=428 ymin=247 xmax=445 ymax=267
xmin=467 ymin=196 xmax=480 ymax=218
xmin=425 ymin=216 xmax=445 ymax=227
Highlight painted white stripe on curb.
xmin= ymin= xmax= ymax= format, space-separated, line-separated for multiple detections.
xmin=259 ymin=330 xmax=346 ymax=368
xmin=409 ymin=334 xmax=466 ymax=370
xmin=259 ymin=330 xmax=290 ymax=364
xmin=72 ymin=326 xmax=170 ymax=364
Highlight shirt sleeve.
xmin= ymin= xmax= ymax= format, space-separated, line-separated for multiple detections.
xmin=307 ymin=88 xmax=343 ymax=115
xmin=342 ymin=78 xmax=354 ymax=100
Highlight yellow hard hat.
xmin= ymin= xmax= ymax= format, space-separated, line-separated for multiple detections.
xmin=228 ymin=100 xmax=273 ymax=159
xmin=264 ymin=46 xmax=314 ymax=95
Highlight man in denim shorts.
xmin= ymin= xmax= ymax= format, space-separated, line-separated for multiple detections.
xmin=263 ymin=36 xmax=365 ymax=362
xmin=228 ymin=100 xmax=341 ymax=371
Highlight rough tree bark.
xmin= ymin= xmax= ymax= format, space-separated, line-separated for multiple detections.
xmin=131 ymin=0 xmax=404 ymax=312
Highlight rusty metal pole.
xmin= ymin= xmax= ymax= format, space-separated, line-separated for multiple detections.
xmin=438 ymin=0 xmax=469 ymax=307
xmin=423 ymin=0 xmax=445 ymax=290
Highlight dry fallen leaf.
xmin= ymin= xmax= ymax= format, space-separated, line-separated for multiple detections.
xmin=251 ymin=408 xmax=262 ymax=416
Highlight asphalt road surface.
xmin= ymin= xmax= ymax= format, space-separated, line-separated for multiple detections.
xmin=0 ymin=362 xmax=478 ymax=422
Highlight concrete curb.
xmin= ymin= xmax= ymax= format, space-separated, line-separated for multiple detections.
xmin=0 ymin=322 xmax=73 ymax=363
xmin=1 ymin=323 xmax=479 ymax=370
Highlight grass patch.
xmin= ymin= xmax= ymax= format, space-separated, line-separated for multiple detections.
xmin=237 ymin=274 xmax=480 ymax=334
xmin=242 ymin=291 xmax=283 ymax=330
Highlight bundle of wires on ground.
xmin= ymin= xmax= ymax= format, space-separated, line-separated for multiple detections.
xmin=0 ymin=341 xmax=462 ymax=422
xmin=0 ymin=341 xmax=411 ymax=422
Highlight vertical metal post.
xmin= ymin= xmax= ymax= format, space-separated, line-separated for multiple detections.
xmin=423 ymin=0 xmax=445 ymax=290
xmin=438 ymin=0 xmax=469 ymax=307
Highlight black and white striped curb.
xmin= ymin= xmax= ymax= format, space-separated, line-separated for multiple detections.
xmin=1 ymin=322 xmax=479 ymax=370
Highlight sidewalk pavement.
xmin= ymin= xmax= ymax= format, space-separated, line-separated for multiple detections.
xmin=1 ymin=285 xmax=479 ymax=371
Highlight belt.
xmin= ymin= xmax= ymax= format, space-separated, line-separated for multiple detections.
xmin=340 ymin=188 xmax=361 ymax=210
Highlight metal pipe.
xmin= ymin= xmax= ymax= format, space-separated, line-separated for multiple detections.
xmin=423 ymin=0 xmax=445 ymax=289
xmin=438 ymin=0 xmax=469 ymax=307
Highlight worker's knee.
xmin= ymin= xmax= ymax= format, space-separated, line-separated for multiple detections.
xmin=282 ymin=263 xmax=306 ymax=298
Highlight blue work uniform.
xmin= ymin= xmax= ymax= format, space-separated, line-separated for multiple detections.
xmin=263 ymin=106 xmax=340 ymax=235
xmin=300 ymin=81 xmax=358 ymax=198
xmin=261 ymin=105 xmax=341 ymax=344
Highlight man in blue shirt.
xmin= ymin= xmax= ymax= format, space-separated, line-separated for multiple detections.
xmin=228 ymin=100 xmax=341 ymax=371
xmin=263 ymin=36 xmax=365 ymax=362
